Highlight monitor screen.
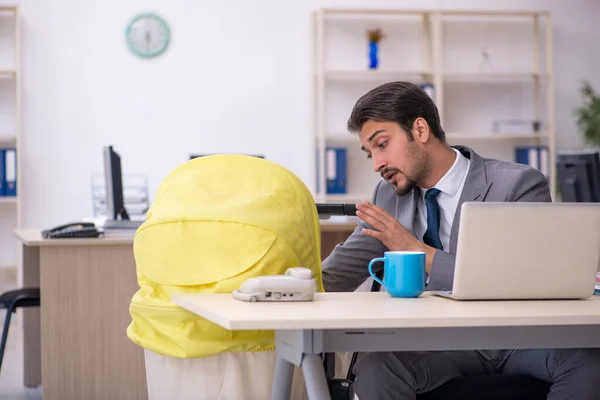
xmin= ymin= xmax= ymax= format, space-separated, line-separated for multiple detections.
xmin=103 ymin=145 xmax=130 ymax=220
xmin=556 ymin=151 xmax=600 ymax=202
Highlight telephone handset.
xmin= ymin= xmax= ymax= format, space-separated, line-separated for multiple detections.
xmin=42 ymin=222 xmax=102 ymax=239
xmin=232 ymin=267 xmax=317 ymax=302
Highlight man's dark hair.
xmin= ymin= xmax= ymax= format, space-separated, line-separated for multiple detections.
xmin=347 ymin=81 xmax=446 ymax=143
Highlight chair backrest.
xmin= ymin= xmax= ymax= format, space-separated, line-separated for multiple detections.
xmin=126 ymin=154 xmax=324 ymax=358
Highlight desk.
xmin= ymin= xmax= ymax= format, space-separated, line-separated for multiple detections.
xmin=14 ymin=230 xmax=147 ymax=400
xmin=13 ymin=221 xmax=357 ymax=400
xmin=171 ymin=291 xmax=600 ymax=400
xmin=318 ymin=218 xmax=358 ymax=260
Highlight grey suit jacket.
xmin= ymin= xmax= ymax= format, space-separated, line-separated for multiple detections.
xmin=321 ymin=145 xmax=552 ymax=292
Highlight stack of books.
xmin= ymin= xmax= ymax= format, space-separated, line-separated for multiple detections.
xmin=595 ymin=273 xmax=600 ymax=295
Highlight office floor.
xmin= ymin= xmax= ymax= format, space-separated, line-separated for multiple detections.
xmin=0 ymin=269 xmax=42 ymax=400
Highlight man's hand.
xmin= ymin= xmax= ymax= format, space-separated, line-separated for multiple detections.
xmin=356 ymin=201 xmax=437 ymax=273
xmin=356 ymin=201 xmax=420 ymax=251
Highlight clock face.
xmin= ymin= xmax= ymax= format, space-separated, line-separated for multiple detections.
xmin=126 ymin=13 xmax=170 ymax=58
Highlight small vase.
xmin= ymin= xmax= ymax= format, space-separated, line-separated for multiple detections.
xmin=369 ymin=41 xmax=379 ymax=69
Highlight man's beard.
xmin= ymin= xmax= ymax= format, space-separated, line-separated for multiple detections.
xmin=394 ymin=177 xmax=418 ymax=196
xmin=381 ymin=168 xmax=418 ymax=196
xmin=386 ymin=147 xmax=430 ymax=196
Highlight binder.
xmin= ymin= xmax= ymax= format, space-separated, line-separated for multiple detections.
xmin=326 ymin=147 xmax=347 ymax=194
xmin=315 ymin=147 xmax=348 ymax=194
xmin=0 ymin=149 xmax=5 ymax=196
xmin=4 ymin=148 xmax=16 ymax=196
xmin=515 ymin=146 xmax=549 ymax=176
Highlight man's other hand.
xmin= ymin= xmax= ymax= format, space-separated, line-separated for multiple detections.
xmin=356 ymin=201 xmax=436 ymax=273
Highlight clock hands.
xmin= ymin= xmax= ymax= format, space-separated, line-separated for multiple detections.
xmin=127 ymin=14 xmax=169 ymax=57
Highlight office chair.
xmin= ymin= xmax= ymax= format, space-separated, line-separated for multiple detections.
xmin=325 ymin=270 xmax=551 ymax=400
xmin=0 ymin=287 xmax=41 ymax=373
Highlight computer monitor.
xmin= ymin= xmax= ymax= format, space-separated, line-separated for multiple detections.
xmin=556 ymin=150 xmax=600 ymax=202
xmin=103 ymin=145 xmax=130 ymax=220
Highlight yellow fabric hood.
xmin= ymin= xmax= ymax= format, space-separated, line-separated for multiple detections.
xmin=126 ymin=155 xmax=323 ymax=358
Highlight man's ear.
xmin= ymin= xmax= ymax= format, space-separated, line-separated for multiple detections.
xmin=414 ymin=117 xmax=430 ymax=143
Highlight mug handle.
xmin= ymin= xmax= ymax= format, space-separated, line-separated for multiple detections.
xmin=368 ymin=257 xmax=385 ymax=288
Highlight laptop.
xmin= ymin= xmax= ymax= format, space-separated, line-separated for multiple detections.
xmin=430 ymin=202 xmax=600 ymax=300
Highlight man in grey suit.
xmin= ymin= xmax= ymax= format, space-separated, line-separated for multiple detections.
xmin=321 ymin=81 xmax=600 ymax=400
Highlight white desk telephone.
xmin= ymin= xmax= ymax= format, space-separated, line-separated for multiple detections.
xmin=232 ymin=267 xmax=317 ymax=302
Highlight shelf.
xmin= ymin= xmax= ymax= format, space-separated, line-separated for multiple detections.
xmin=443 ymin=72 xmax=546 ymax=82
xmin=321 ymin=8 xmax=429 ymax=16
xmin=320 ymin=9 xmax=548 ymax=18
xmin=446 ymin=132 xmax=548 ymax=141
xmin=0 ymin=197 xmax=17 ymax=204
xmin=322 ymin=132 xmax=548 ymax=142
xmin=0 ymin=134 xmax=16 ymax=145
xmin=0 ymin=5 xmax=20 ymax=283
xmin=313 ymin=7 xmax=556 ymax=200
xmin=441 ymin=10 xmax=548 ymax=18
xmin=0 ymin=70 xmax=16 ymax=79
xmin=321 ymin=71 xmax=547 ymax=83
xmin=321 ymin=10 xmax=429 ymax=22
xmin=320 ymin=133 xmax=355 ymax=142
xmin=323 ymin=70 xmax=433 ymax=82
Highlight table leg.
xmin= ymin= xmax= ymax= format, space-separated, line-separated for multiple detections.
xmin=21 ymin=244 xmax=41 ymax=387
xmin=271 ymin=355 xmax=294 ymax=400
xmin=301 ymin=354 xmax=331 ymax=400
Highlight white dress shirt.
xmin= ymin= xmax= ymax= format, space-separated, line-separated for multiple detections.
xmin=413 ymin=148 xmax=470 ymax=252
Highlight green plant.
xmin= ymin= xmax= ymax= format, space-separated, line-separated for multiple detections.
xmin=367 ymin=28 xmax=385 ymax=43
xmin=575 ymin=81 xmax=600 ymax=147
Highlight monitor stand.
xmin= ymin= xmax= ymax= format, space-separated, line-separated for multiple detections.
xmin=103 ymin=219 xmax=143 ymax=230
xmin=103 ymin=208 xmax=143 ymax=230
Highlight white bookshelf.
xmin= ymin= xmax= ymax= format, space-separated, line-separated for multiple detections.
xmin=0 ymin=5 xmax=20 ymax=273
xmin=312 ymin=8 xmax=555 ymax=203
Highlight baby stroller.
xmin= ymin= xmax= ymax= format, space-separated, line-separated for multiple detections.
xmin=127 ymin=154 xmax=324 ymax=400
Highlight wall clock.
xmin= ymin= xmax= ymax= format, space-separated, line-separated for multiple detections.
xmin=125 ymin=13 xmax=170 ymax=58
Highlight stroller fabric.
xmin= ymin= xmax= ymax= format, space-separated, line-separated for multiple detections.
xmin=126 ymin=154 xmax=324 ymax=358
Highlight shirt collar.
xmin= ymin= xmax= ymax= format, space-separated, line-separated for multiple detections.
xmin=421 ymin=148 xmax=469 ymax=198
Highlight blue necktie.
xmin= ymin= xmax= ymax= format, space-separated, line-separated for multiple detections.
xmin=423 ymin=188 xmax=443 ymax=250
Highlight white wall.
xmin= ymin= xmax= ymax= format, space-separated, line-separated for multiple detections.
xmin=13 ymin=0 xmax=600 ymax=229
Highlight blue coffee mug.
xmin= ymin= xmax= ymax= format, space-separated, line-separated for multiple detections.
xmin=368 ymin=251 xmax=426 ymax=298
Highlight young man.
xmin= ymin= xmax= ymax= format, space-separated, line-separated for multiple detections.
xmin=321 ymin=81 xmax=600 ymax=399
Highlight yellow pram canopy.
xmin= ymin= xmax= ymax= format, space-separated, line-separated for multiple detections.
xmin=126 ymin=155 xmax=323 ymax=358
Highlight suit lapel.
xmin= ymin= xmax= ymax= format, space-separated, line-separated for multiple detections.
xmin=448 ymin=146 xmax=493 ymax=253
xmin=394 ymin=189 xmax=420 ymax=236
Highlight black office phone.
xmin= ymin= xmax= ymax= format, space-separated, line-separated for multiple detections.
xmin=42 ymin=222 xmax=102 ymax=239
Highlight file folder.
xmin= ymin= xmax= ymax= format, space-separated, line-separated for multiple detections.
xmin=326 ymin=147 xmax=347 ymax=194
xmin=4 ymin=148 xmax=16 ymax=196
xmin=316 ymin=146 xmax=348 ymax=194
xmin=515 ymin=146 xmax=548 ymax=177
xmin=0 ymin=149 xmax=5 ymax=196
